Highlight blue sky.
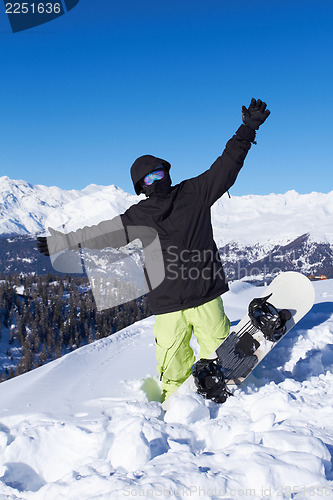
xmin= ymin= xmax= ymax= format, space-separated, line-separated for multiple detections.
xmin=0 ymin=0 xmax=332 ymax=196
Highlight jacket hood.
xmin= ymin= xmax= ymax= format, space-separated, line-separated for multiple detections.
xmin=131 ymin=155 xmax=171 ymax=195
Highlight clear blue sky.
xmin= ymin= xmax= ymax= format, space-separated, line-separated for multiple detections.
xmin=0 ymin=0 xmax=332 ymax=196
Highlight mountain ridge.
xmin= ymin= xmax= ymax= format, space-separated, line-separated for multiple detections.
xmin=1 ymin=176 xmax=332 ymax=278
xmin=1 ymin=175 xmax=332 ymax=243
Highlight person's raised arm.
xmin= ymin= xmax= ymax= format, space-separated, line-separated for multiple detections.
xmin=189 ymin=98 xmax=270 ymax=206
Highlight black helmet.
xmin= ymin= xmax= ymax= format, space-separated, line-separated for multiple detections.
xmin=131 ymin=155 xmax=171 ymax=195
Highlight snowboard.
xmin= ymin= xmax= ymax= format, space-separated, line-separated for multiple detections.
xmin=162 ymin=272 xmax=315 ymax=411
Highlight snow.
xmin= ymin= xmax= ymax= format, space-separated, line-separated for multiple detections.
xmin=0 ymin=176 xmax=138 ymax=236
xmin=0 ymin=279 xmax=332 ymax=498
xmin=211 ymin=190 xmax=333 ymax=247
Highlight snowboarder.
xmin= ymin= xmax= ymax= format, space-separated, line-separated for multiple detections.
xmin=37 ymin=98 xmax=270 ymax=402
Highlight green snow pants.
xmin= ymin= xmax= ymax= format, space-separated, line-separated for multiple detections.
xmin=154 ymin=296 xmax=230 ymax=402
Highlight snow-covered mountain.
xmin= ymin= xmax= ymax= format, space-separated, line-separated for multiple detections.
xmin=1 ymin=175 xmax=332 ymax=243
xmin=0 ymin=278 xmax=332 ymax=498
xmin=0 ymin=176 xmax=137 ymax=236
xmin=212 ymin=190 xmax=333 ymax=247
xmin=1 ymin=175 xmax=333 ymax=277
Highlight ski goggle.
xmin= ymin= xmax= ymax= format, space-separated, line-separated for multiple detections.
xmin=142 ymin=168 xmax=165 ymax=186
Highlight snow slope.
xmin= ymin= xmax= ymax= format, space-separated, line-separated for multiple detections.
xmin=0 ymin=279 xmax=333 ymax=499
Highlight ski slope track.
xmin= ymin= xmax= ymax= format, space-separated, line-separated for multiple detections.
xmin=0 ymin=279 xmax=333 ymax=499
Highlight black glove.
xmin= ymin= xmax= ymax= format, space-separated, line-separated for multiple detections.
xmin=37 ymin=236 xmax=49 ymax=256
xmin=242 ymin=98 xmax=270 ymax=130
xmin=36 ymin=228 xmax=71 ymax=257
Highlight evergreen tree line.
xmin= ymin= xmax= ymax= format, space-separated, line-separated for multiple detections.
xmin=0 ymin=273 xmax=152 ymax=382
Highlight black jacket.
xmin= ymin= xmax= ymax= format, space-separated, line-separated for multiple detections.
xmin=62 ymin=124 xmax=255 ymax=315
xmin=120 ymin=124 xmax=255 ymax=314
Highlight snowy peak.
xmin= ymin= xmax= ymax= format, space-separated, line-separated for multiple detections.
xmin=212 ymin=189 xmax=333 ymax=246
xmin=0 ymin=176 xmax=137 ymax=236
xmin=0 ymin=175 xmax=80 ymax=235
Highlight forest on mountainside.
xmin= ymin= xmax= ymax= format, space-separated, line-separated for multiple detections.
xmin=0 ymin=274 xmax=151 ymax=382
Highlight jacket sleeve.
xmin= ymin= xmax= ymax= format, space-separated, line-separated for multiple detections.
xmin=56 ymin=205 xmax=154 ymax=252
xmin=59 ymin=215 xmax=129 ymax=252
xmin=188 ymin=124 xmax=256 ymax=206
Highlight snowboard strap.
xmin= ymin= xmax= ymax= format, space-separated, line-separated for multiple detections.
xmin=248 ymin=294 xmax=291 ymax=342
xmin=192 ymin=358 xmax=233 ymax=404
xmin=235 ymin=332 xmax=260 ymax=357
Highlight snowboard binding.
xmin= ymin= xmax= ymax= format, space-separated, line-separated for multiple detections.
xmin=192 ymin=358 xmax=233 ymax=404
xmin=248 ymin=294 xmax=292 ymax=342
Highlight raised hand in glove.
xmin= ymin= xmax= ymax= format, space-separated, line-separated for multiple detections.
xmin=36 ymin=227 xmax=72 ymax=257
xmin=242 ymin=98 xmax=270 ymax=130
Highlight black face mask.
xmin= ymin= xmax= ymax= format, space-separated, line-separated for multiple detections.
xmin=142 ymin=172 xmax=172 ymax=198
